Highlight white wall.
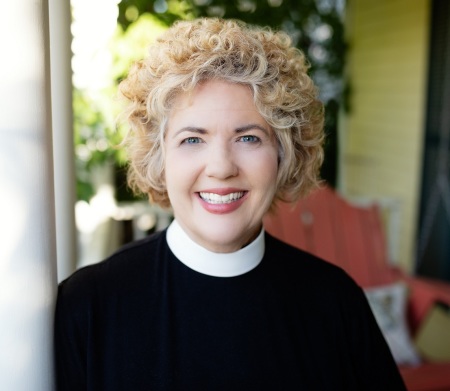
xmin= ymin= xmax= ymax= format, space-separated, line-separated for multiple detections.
xmin=0 ymin=0 xmax=57 ymax=389
xmin=49 ymin=0 xmax=78 ymax=282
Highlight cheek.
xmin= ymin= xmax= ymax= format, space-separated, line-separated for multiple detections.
xmin=267 ymin=146 xmax=280 ymax=173
xmin=163 ymin=155 xmax=178 ymax=192
xmin=256 ymin=152 xmax=279 ymax=191
xmin=164 ymin=152 xmax=196 ymax=193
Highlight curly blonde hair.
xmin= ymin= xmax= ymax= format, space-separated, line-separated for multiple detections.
xmin=119 ymin=18 xmax=324 ymax=208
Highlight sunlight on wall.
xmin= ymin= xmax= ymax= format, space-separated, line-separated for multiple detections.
xmin=0 ymin=182 xmax=26 ymax=270
xmin=0 ymin=2 xmax=45 ymax=131
xmin=71 ymin=0 xmax=120 ymax=90
xmin=0 ymin=126 xmax=56 ymax=391
xmin=0 ymin=1 xmax=56 ymax=388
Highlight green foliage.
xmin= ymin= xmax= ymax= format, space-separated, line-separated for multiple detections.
xmin=118 ymin=0 xmax=195 ymax=29
xmin=73 ymin=88 xmax=119 ymax=201
xmin=111 ymin=13 xmax=168 ymax=83
xmin=73 ymin=13 xmax=169 ymax=201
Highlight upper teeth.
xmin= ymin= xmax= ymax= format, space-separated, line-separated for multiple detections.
xmin=199 ymin=192 xmax=244 ymax=204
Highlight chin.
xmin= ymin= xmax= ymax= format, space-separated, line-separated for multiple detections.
xmin=194 ymin=230 xmax=242 ymax=252
xmin=203 ymin=228 xmax=257 ymax=253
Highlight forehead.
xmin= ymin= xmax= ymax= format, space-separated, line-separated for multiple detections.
xmin=167 ymin=80 xmax=268 ymax=132
xmin=172 ymin=80 xmax=257 ymax=113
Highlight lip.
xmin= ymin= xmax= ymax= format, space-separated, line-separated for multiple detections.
xmin=196 ymin=188 xmax=248 ymax=214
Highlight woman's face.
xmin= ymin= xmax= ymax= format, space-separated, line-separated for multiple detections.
xmin=164 ymin=80 xmax=279 ymax=253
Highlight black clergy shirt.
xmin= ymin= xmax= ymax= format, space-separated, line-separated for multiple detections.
xmin=54 ymin=229 xmax=406 ymax=391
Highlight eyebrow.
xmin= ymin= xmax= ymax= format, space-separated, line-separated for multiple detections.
xmin=235 ymin=124 xmax=270 ymax=136
xmin=173 ymin=127 xmax=207 ymax=137
xmin=174 ymin=124 xmax=269 ymax=137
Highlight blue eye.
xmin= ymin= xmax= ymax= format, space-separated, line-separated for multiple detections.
xmin=239 ymin=135 xmax=260 ymax=143
xmin=183 ymin=137 xmax=202 ymax=144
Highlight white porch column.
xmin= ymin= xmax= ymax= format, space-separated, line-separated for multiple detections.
xmin=49 ymin=0 xmax=78 ymax=282
xmin=0 ymin=0 xmax=57 ymax=390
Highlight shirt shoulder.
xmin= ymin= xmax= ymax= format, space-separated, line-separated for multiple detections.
xmin=264 ymin=232 xmax=359 ymax=291
xmin=57 ymin=230 xmax=169 ymax=301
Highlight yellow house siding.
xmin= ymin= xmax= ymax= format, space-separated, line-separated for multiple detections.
xmin=341 ymin=0 xmax=431 ymax=271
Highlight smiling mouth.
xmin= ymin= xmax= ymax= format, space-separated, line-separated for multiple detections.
xmin=199 ymin=191 xmax=246 ymax=204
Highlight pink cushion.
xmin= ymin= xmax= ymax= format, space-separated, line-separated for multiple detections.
xmin=400 ymin=362 xmax=450 ymax=391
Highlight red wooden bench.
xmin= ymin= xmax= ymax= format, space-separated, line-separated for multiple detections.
xmin=264 ymin=186 xmax=450 ymax=391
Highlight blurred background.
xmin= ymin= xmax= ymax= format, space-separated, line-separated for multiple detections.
xmin=69 ymin=0 xmax=450 ymax=285
xmin=1 ymin=1 xmax=450 ymax=388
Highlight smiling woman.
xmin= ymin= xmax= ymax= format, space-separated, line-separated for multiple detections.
xmin=120 ymin=18 xmax=325 ymax=208
xmin=54 ymin=18 xmax=406 ymax=390
xmin=164 ymin=81 xmax=279 ymax=253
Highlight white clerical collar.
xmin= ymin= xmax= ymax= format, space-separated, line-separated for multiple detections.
xmin=166 ymin=219 xmax=264 ymax=278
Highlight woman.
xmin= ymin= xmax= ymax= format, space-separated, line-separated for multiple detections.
xmin=55 ymin=18 xmax=406 ymax=390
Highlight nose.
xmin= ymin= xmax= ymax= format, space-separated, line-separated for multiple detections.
xmin=204 ymin=142 xmax=238 ymax=179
